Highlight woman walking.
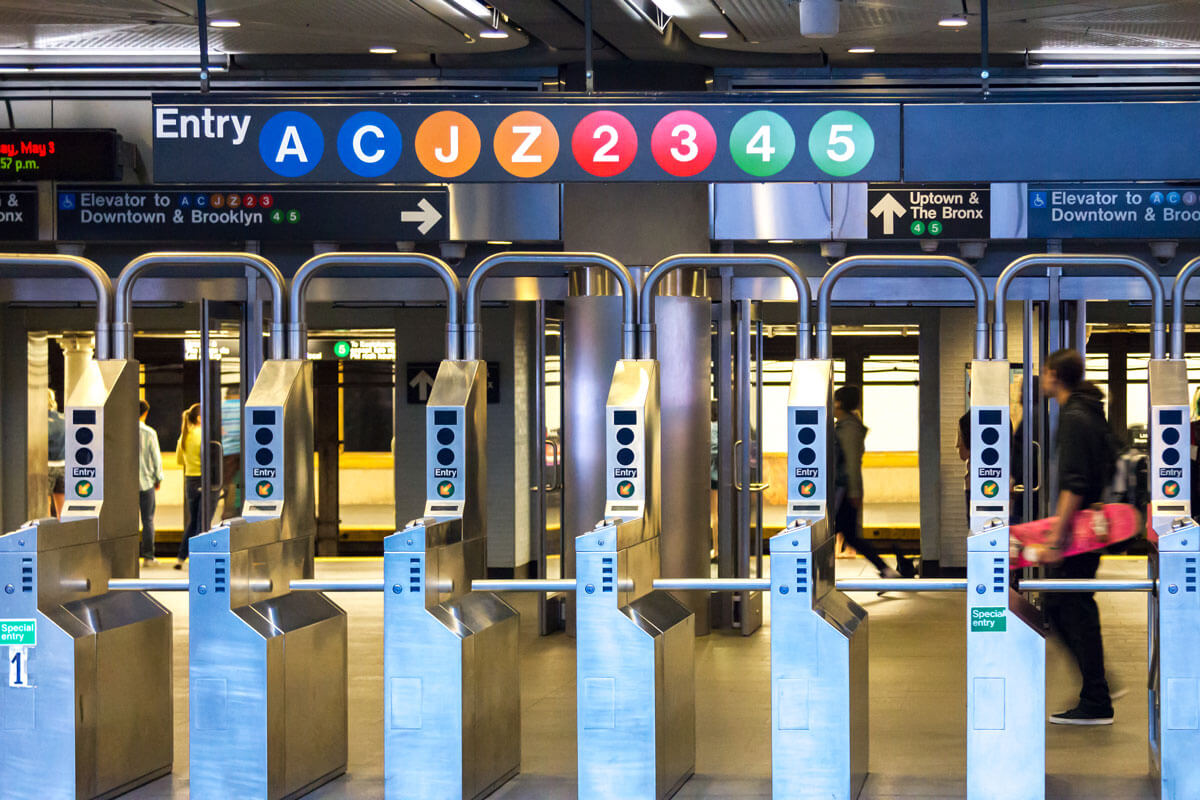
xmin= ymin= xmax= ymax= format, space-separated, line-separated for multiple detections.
xmin=175 ymin=403 xmax=204 ymax=569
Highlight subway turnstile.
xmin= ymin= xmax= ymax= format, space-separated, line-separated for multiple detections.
xmin=576 ymin=358 xmax=694 ymax=800
xmin=188 ymin=359 xmax=348 ymax=799
xmin=0 ymin=342 xmax=173 ymax=797
xmin=384 ymin=359 xmax=520 ymax=800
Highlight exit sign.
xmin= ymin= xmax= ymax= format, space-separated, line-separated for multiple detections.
xmin=0 ymin=619 xmax=35 ymax=646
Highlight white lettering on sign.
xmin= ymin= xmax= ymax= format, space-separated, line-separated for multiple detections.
xmin=274 ymin=126 xmax=309 ymax=163
xmin=613 ymin=468 xmax=637 ymax=478
xmin=434 ymin=468 xmax=458 ymax=478
xmin=155 ymin=107 xmax=251 ymax=146
xmin=352 ymin=125 xmax=386 ymax=163
xmin=436 ymin=127 xmax=459 ymax=163
xmin=1160 ymin=468 xmax=1184 ymax=478
xmin=511 ymin=126 xmax=542 ymax=163
xmin=795 ymin=468 xmax=819 ymax=478
xmin=977 ymin=467 xmax=1002 ymax=478
xmin=72 ymin=467 xmax=96 ymax=478
xmin=1051 ymin=208 xmax=1136 ymax=223
xmin=252 ymin=467 xmax=276 ymax=478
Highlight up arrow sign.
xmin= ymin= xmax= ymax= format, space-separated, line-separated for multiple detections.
xmin=870 ymin=192 xmax=907 ymax=235
xmin=408 ymin=369 xmax=435 ymax=401
xmin=401 ymin=197 xmax=443 ymax=235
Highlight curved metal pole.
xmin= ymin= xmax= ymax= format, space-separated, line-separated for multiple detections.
xmin=288 ymin=252 xmax=461 ymax=361
xmin=1171 ymin=256 xmax=1200 ymax=359
xmin=464 ymin=252 xmax=636 ymax=361
xmin=640 ymin=254 xmax=812 ymax=360
xmin=995 ymin=254 xmax=1165 ymax=361
xmin=114 ymin=252 xmax=286 ymax=361
xmin=817 ymin=256 xmax=988 ymax=361
xmin=0 ymin=254 xmax=113 ymax=359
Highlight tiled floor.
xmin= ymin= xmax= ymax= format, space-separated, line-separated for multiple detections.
xmin=125 ymin=556 xmax=1157 ymax=799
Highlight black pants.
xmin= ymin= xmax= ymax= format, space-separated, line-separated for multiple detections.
xmin=178 ymin=476 xmax=204 ymax=561
xmin=1043 ymin=551 xmax=1112 ymax=712
xmin=834 ymin=490 xmax=890 ymax=574
xmin=139 ymin=488 xmax=156 ymax=559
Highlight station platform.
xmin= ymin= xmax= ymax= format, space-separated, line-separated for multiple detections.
xmin=121 ymin=555 xmax=1154 ymax=800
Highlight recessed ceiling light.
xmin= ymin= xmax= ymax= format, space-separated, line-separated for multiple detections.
xmin=479 ymin=29 xmax=509 ymax=38
xmin=847 ymin=46 xmax=875 ymax=54
xmin=938 ymin=15 xmax=968 ymax=27
xmin=698 ymin=31 xmax=728 ymax=40
xmin=210 ymin=19 xmax=241 ymax=28
xmin=369 ymin=46 xmax=398 ymax=54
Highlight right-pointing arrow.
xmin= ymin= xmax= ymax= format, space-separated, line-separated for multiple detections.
xmin=870 ymin=192 xmax=907 ymax=236
xmin=401 ymin=197 xmax=443 ymax=235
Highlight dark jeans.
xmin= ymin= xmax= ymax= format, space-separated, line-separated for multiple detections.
xmin=834 ymin=489 xmax=890 ymax=574
xmin=1044 ymin=551 xmax=1112 ymax=712
xmin=220 ymin=453 xmax=242 ymax=520
xmin=139 ymin=488 xmax=156 ymax=559
xmin=178 ymin=476 xmax=204 ymax=561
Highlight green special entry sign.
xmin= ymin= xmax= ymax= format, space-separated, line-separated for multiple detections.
xmin=0 ymin=619 xmax=35 ymax=646
xmin=971 ymin=607 xmax=1007 ymax=633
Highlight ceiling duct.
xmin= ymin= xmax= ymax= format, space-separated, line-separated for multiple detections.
xmin=799 ymin=0 xmax=839 ymax=38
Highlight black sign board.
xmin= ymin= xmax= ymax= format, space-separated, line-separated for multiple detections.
xmin=0 ymin=129 xmax=122 ymax=181
xmin=1028 ymin=184 xmax=1200 ymax=239
xmin=0 ymin=188 xmax=39 ymax=240
xmin=56 ymin=185 xmax=448 ymax=241
xmin=406 ymin=362 xmax=500 ymax=405
xmin=867 ymin=184 xmax=990 ymax=239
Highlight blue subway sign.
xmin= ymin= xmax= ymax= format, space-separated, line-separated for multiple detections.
xmin=1028 ymin=184 xmax=1200 ymax=239
xmin=151 ymin=95 xmax=901 ymax=184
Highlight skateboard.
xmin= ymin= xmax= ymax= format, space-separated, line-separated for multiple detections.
xmin=1008 ymin=503 xmax=1141 ymax=569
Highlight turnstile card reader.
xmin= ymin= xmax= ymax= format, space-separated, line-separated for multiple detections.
xmin=1150 ymin=517 xmax=1200 ymax=799
xmin=1149 ymin=360 xmax=1190 ymax=534
xmin=60 ymin=359 xmax=139 ymax=579
xmin=0 ymin=517 xmax=172 ymax=800
xmin=384 ymin=358 xmax=520 ymax=800
xmin=770 ymin=518 xmax=868 ymax=800
xmin=190 ymin=359 xmax=347 ymax=800
xmin=966 ymin=362 xmax=1045 ymax=800
xmin=577 ymin=359 xmax=695 ymax=800
xmin=786 ymin=359 xmax=834 ymax=527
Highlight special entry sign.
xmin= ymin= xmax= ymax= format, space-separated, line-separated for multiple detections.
xmin=151 ymin=97 xmax=900 ymax=184
xmin=56 ymin=185 xmax=448 ymax=241
xmin=1028 ymin=184 xmax=1200 ymax=239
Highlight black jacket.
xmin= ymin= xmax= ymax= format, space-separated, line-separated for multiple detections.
xmin=1056 ymin=384 xmax=1113 ymax=507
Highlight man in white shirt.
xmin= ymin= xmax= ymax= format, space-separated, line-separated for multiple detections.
xmin=138 ymin=400 xmax=164 ymax=564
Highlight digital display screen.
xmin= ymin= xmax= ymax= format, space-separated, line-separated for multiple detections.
xmin=794 ymin=409 xmax=819 ymax=425
xmin=72 ymin=409 xmax=96 ymax=425
xmin=613 ymin=410 xmax=637 ymax=425
xmin=434 ymin=409 xmax=458 ymax=426
xmin=1160 ymin=409 xmax=1184 ymax=425
xmin=0 ymin=130 xmax=122 ymax=181
xmin=978 ymin=409 xmax=1002 ymax=425
xmin=252 ymin=409 xmax=276 ymax=425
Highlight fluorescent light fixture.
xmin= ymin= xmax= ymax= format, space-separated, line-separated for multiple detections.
xmin=369 ymin=46 xmax=398 ymax=54
xmin=1034 ymin=62 xmax=1200 ymax=69
xmin=647 ymin=0 xmax=689 ymax=17
xmin=938 ymin=15 xmax=968 ymax=27
xmin=479 ymin=29 xmax=509 ymax=39
xmin=447 ymin=0 xmax=491 ymax=18
xmin=847 ymin=46 xmax=875 ymax=54
xmin=487 ymin=240 xmax=513 ymax=246
xmin=29 ymin=65 xmax=228 ymax=73
xmin=698 ymin=31 xmax=728 ymax=39
xmin=0 ymin=47 xmax=222 ymax=57
xmin=209 ymin=19 xmax=240 ymax=28
xmin=768 ymin=240 xmax=795 ymax=244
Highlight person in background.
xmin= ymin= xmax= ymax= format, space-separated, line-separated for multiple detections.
xmin=138 ymin=400 xmax=163 ymax=565
xmin=47 ymin=388 xmax=65 ymax=517
xmin=833 ymin=385 xmax=903 ymax=579
xmin=175 ymin=403 xmax=203 ymax=569
xmin=956 ymin=411 xmax=971 ymax=529
xmin=220 ymin=386 xmax=242 ymax=520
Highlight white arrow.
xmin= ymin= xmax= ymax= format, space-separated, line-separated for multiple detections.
xmin=401 ymin=197 xmax=443 ymax=235
xmin=870 ymin=193 xmax=907 ymax=235
xmin=409 ymin=370 xmax=435 ymax=402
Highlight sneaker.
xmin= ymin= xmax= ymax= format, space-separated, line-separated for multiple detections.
xmin=1049 ymin=704 xmax=1113 ymax=726
xmin=143 ymin=557 xmax=157 ymax=566
xmin=173 ymin=561 xmax=184 ymax=570
xmin=896 ymin=556 xmax=918 ymax=579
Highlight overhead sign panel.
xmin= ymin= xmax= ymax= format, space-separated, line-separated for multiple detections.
xmin=866 ymin=184 xmax=989 ymax=239
xmin=0 ymin=129 xmax=122 ymax=181
xmin=151 ymin=96 xmax=900 ymax=184
xmin=906 ymin=103 xmax=1200 ymax=182
xmin=0 ymin=188 xmax=39 ymax=241
xmin=1028 ymin=184 xmax=1200 ymax=239
xmin=55 ymin=185 xmax=448 ymax=241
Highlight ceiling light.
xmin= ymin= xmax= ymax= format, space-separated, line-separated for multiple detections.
xmin=447 ymin=0 xmax=491 ymax=18
xmin=209 ymin=19 xmax=240 ymax=28
xmin=487 ymin=241 xmax=513 ymax=246
xmin=847 ymin=46 xmax=875 ymax=54
xmin=369 ymin=46 xmax=397 ymax=54
xmin=698 ymin=31 xmax=728 ymax=40
xmin=768 ymin=240 xmax=795 ymax=244
xmin=938 ymin=15 xmax=968 ymax=27
xmin=479 ymin=29 xmax=509 ymax=38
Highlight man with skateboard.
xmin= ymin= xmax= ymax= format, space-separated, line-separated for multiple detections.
xmin=1040 ymin=348 xmax=1117 ymax=725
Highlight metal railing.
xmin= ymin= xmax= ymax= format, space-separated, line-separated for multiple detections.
xmin=0 ymin=254 xmax=113 ymax=359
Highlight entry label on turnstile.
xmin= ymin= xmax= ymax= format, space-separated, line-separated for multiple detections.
xmin=970 ymin=608 xmax=1007 ymax=633
xmin=1153 ymin=407 xmax=1191 ymax=505
xmin=426 ymin=406 xmax=465 ymax=511
xmin=607 ymin=408 xmax=645 ymax=505
xmin=244 ymin=406 xmax=283 ymax=511
xmin=67 ymin=407 xmax=103 ymax=504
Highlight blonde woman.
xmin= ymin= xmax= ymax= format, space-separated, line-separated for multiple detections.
xmin=175 ymin=404 xmax=203 ymax=569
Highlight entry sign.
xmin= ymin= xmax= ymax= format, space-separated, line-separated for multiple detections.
xmin=867 ymin=184 xmax=990 ymax=239
xmin=0 ymin=188 xmax=38 ymax=241
xmin=56 ymin=185 xmax=447 ymax=241
xmin=1029 ymin=184 xmax=1200 ymax=239
xmin=407 ymin=362 xmax=500 ymax=404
